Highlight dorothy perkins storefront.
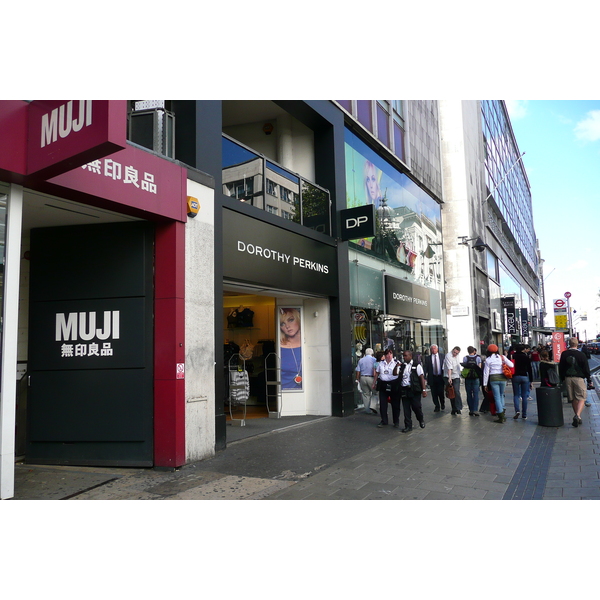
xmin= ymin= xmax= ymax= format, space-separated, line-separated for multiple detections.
xmin=218 ymin=205 xmax=345 ymax=443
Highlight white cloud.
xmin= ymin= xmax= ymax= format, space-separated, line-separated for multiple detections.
xmin=574 ymin=110 xmax=600 ymax=142
xmin=567 ymin=259 xmax=588 ymax=271
xmin=505 ymin=100 xmax=528 ymax=120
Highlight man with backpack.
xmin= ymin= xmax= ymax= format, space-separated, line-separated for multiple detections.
xmin=461 ymin=346 xmax=483 ymax=416
xmin=559 ymin=337 xmax=591 ymax=427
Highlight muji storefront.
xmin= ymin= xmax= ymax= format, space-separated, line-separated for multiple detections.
xmin=0 ymin=100 xmax=206 ymax=499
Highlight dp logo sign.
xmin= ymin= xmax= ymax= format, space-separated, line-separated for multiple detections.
xmin=340 ymin=205 xmax=376 ymax=241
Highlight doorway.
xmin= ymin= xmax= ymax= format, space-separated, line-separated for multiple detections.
xmin=26 ymin=221 xmax=155 ymax=466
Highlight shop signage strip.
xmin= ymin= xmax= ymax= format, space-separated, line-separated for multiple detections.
xmin=384 ymin=275 xmax=431 ymax=321
xmin=223 ymin=209 xmax=338 ymax=296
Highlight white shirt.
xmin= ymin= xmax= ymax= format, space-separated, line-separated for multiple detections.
xmin=400 ymin=360 xmax=424 ymax=386
xmin=376 ymin=358 xmax=400 ymax=381
xmin=444 ymin=353 xmax=461 ymax=379
xmin=483 ymin=354 xmax=514 ymax=386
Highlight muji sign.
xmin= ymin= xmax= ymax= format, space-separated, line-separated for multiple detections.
xmin=40 ymin=101 xmax=93 ymax=148
xmin=27 ymin=100 xmax=126 ymax=178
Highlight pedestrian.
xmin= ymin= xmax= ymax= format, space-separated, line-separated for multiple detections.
xmin=482 ymin=344 xmax=514 ymax=423
xmin=559 ymin=337 xmax=591 ymax=427
xmin=443 ymin=346 xmax=463 ymax=414
xmin=530 ymin=345 xmax=541 ymax=381
xmin=423 ymin=344 xmax=446 ymax=412
xmin=373 ymin=348 xmax=402 ymax=428
xmin=462 ymin=346 xmax=483 ymax=416
xmin=398 ymin=350 xmax=427 ymax=432
xmin=539 ymin=350 xmax=557 ymax=387
xmin=478 ymin=353 xmax=491 ymax=413
xmin=511 ymin=344 xmax=533 ymax=420
xmin=355 ymin=347 xmax=377 ymax=414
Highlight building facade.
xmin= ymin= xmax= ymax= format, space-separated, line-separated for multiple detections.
xmin=334 ymin=101 xmax=447 ymax=410
xmin=0 ymin=101 xmax=215 ymax=499
xmin=1 ymin=99 xmax=539 ymax=499
xmin=438 ymin=100 xmax=541 ymax=355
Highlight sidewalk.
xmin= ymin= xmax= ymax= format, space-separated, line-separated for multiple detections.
xmin=10 ymin=375 xmax=600 ymax=500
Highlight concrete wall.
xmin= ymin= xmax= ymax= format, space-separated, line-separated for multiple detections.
xmin=185 ymin=178 xmax=216 ymax=461
xmin=439 ymin=100 xmax=482 ymax=354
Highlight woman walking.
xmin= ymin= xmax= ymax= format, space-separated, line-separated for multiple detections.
xmin=511 ymin=344 xmax=533 ymax=420
xmin=482 ymin=344 xmax=514 ymax=423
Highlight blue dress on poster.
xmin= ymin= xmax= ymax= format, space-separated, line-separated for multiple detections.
xmin=281 ymin=347 xmax=302 ymax=389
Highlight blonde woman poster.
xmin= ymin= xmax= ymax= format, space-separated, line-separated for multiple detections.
xmin=279 ymin=307 xmax=303 ymax=390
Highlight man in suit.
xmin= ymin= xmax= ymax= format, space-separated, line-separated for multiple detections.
xmin=423 ymin=344 xmax=445 ymax=412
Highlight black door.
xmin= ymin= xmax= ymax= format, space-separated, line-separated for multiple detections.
xmin=26 ymin=221 xmax=154 ymax=466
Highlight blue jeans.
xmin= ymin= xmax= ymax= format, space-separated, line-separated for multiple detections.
xmin=531 ymin=361 xmax=540 ymax=381
xmin=464 ymin=378 xmax=480 ymax=413
xmin=489 ymin=379 xmax=507 ymax=413
xmin=512 ymin=375 xmax=530 ymax=416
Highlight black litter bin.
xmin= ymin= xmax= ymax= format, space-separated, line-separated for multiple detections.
xmin=536 ymin=387 xmax=564 ymax=427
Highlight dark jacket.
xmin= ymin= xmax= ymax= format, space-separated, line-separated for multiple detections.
xmin=423 ymin=352 xmax=445 ymax=384
xmin=512 ymin=350 xmax=533 ymax=380
xmin=559 ymin=349 xmax=590 ymax=381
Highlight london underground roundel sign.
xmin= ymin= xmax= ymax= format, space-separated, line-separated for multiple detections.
xmin=554 ymin=299 xmax=566 ymax=309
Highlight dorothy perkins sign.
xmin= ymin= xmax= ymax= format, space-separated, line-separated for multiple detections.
xmin=384 ymin=276 xmax=431 ymax=320
xmin=223 ymin=209 xmax=338 ymax=296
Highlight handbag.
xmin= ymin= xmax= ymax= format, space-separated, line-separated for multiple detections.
xmin=445 ymin=383 xmax=455 ymax=399
xmin=501 ymin=357 xmax=514 ymax=379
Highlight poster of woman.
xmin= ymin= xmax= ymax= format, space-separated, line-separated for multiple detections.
xmin=279 ymin=307 xmax=303 ymax=390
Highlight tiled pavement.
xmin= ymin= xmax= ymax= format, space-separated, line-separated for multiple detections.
xmin=10 ymin=375 xmax=600 ymax=500
xmin=267 ymin=380 xmax=600 ymax=500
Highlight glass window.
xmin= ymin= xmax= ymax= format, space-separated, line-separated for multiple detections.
xmin=486 ymin=249 xmax=498 ymax=281
xmin=336 ymin=100 xmax=352 ymax=113
xmin=356 ymin=101 xmax=373 ymax=132
xmin=266 ymin=179 xmax=278 ymax=197
xmin=376 ymin=102 xmax=390 ymax=148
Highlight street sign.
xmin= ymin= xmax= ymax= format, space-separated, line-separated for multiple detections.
xmin=555 ymin=315 xmax=568 ymax=329
xmin=565 ymin=292 xmax=572 ymax=298
xmin=553 ymin=298 xmax=566 ymax=310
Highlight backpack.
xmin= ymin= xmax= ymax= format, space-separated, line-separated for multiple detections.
xmin=409 ymin=365 xmax=423 ymax=393
xmin=565 ymin=354 xmax=583 ymax=377
xmin=547 ymin=369 xmax=559 ymax=386
xmin=461 ymin=355 xmax=480 ymax=379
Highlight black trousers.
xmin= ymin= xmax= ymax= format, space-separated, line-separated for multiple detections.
xmin=379 ymin=388 xmax=401 ymax=425
xmin=429 ymin=375 xmax=445 ymax=409
xmin=402 ymin=388 xmax=424 ymax=428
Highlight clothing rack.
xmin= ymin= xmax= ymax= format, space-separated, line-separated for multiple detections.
xmin=264 ymin=352 xmax=282 ymax=418
xmin=228 ymin=354 xmax=249 ymax=426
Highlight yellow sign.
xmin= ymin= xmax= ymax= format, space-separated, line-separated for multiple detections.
xmin=187 ymin=196 xmax=200 ymax=218
xmin=554 ymin=315 xmax=568 ymax=329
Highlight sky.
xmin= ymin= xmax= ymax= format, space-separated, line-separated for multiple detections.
xmin=506 ymin=100 xmax=600 ymax=340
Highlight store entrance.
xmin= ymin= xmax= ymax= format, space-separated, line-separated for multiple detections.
xmin=25 ymin=221 xmax=155 ymax=466
xmin=223 ymin=288 xmax=332 ymax=441
xmin=224 ymin=293 xmax=277 ymax=423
